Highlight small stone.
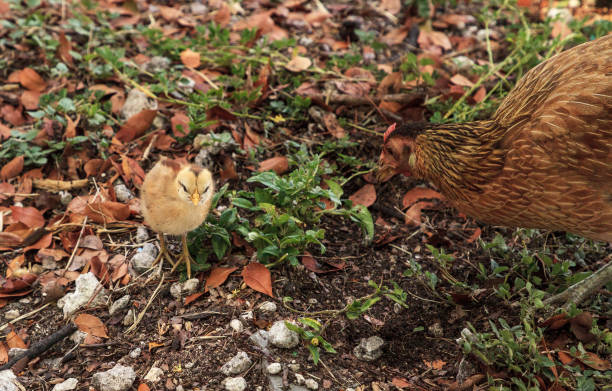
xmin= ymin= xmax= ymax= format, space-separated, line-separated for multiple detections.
xmin=0 ymin=369 xmax=20 ymax=391
xmin=451 ymin=56 xmax=475 ymax=72
xmin=52 ymin=378 xmax=78 ymax=391
xmin=269 ymin=321 xmax=299 ymax=349
xmin=249 ymin=330 xmax=269 ymax=352
xmin=114 ymin=183 xmax=133 ymax=202
xmin=240 ymin=310 xmax=253 ymax=322
xmin=109 ymin=295 xmax=130 ymax=316
xmin=428 ymin=321 xmax=443 ymax=337
xmin=182 ymin=278 xmax=199 ymax=295
xmin=123 ymin=309 xmax=135 ymax=326
xmin=177 ymin=76 xmax=195 ymax=95
xmin=288 ymin=363 xmax=300 ymax=372
xmin=295 ymin=374 xmax=305 ymax=385
xmin=59 ymin=191 xmax=73 ymax=206
xmin=353 ymin=336 xmax=384 ymax=362
xmin=135 ymin=226 xmax=149 ymax=243
xmin=4 ymin=309 xmax=19 ymax=320
xmin=129 ymin=348 xmax=141 ymax=359
xmin=259 ymin=301 xmax=277 ymax=313
xmin=220 ymin=351 xmax=252 ymax=376
xmin=144 ymin=366 xmax=164 ymax=383
xmin=91 ymin=364 xmax=136 ymax=391
xmin=547 ymin=7 xmax=572 ymax=22
xmin=190 ymin=2 xmax=208 ymax=14
xmin=230 ymin=319 xmax=243 ymax=333
xmin=266 ymin=362 xmax=282 ymax=375
xmin=70 ymin=331 xmax=87 ymax=345
xmin=170 ymin=282 xmax=183 ymax=300
xmin=143 ymin=56 xmax=171 ymax=73
xmin=131 ymin=243 xmax=158 ymax=273
xmin=121 ymin=89 xmax=158 ymax=119
xmin=60 ymin=272 xmax=108 ymax=318
xmin=305 ymin=379 xmax=318 ymax=390
xmin=223 ymin=377 xmax=247 ymax=391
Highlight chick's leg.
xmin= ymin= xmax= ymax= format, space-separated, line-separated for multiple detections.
xmin=152 ymin=234 xmax=177 ymax=270
xmin=170 ymin=234 xmax=193 ymax=278
xmin=543 ymin=261 xmax=612 ymax=310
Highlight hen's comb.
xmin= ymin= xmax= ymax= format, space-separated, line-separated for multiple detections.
xmin=383 ymin=123 xmax=397 ymax=143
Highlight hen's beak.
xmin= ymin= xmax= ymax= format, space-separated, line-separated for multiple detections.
xmin=376 ymin=164 xmax=397 ymax=183
xmin=191 ymin=192 xmax=200 ymax=205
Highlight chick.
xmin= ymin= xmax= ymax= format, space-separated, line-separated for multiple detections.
xmin=141 ymin=157 xmax=214 ymax=278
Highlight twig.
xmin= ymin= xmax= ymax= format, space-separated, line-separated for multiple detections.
xmin=125 ymin=273 xmax=165 ymax=334
xmin=62 ymin=216 xmax=88 ymax=275
xmin=33 ymin=178 xmax=89 ymax=191
xmin=309 ymin=92 xmax=424 ymax=107
xmin=0 ymin=323 xmax=77 ymax=371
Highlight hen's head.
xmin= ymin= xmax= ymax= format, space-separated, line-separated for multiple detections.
xmin=377 ymin=123 xmax=423 ymax=182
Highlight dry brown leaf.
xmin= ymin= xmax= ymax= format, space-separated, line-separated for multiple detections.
xmin=405 ymin=201 xmax=435 ymax=225
xmin=322 ymin=113 xmax=346 ymax=139
xmin=6 ymin=331 xmax=27 ymax=349
xmin=159 ymin=5 xmax=182 ymax=21
xmin=551 ymin=21 xmax=572 ymax=40
xmin=171 ymin=111 xmax=190 ymax=137
xmin=219 ymin=155 xmax=238 ymax=181
xmin=349 ymin=184 xmax=376 ymax=207
xmin=115 ymin=109 xmax=157 ymax=143
xmin=20 ymin=90 xmax=41 ymax=110
xmin=0 ymin=156 xmax=24 ymax=180
xmin=75 ymin=313 xmax=109 ymax=338
xmin=205 ymin=267 xmax=238 ymax=291
xmin=258 ymin=156 xmax=289 ymax=175
xmin=19 ymin=68 xmax=47 ymax=92
xmin=380 ymin=0 xmax=401 ymax=14
xmin=242 ymin=263 xmax=273 ymax=297
xmin=381 ymin=27 xmax=409 ymax=46
xmin=402 ymin=187 xmax=444 ymax=209
xmin=180 ymin=49 xmax=201 ymax=68
xmin=423 ymin=359 xmax=446 ymax=370
xmin=10 ymin=206 xmax=45 ymax=228
xmin=450 ymin=74 xmax=474 ymax=87
xmin=285 ymin=56 xmax=312 ymax=72
xmin=0 ymin=342 xmax=8 ymax=365
xmin=58 ymin=31 xmax=74 ymax=66
xmin=473 ymin=86 xmax=486 ymax=103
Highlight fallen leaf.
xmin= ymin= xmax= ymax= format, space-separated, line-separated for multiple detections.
xmin=159 ymin=5 xmax=182 ymax=21
xmin=180 ymin=49 xmax=201 ymax=68
xmin=0 ymin=156 xmax=24 ymax=180
xmin=0 ymin=342 xmax=7 ymax=365
xmin=75 ymin=313 xmax=109 ymax=338
xmin=472 ymin=86 xmax=486 ymax=103
xmin=576 ymin=352 xmax=611 ymax=371
xmin=402 ymin=187 xmax=444 ymax=209
xmin=57 ymin=31 xmax=74 ymax=66
xmin=405 ymin=201 xmax=435 ymax=225
xmin=466 ymin=227 xmax=481 ymax=243
xmin=322 ymin=113 xmax=346 ymax=139
xmin=285 ymin=56 xmax=311 ymax=72
xmin=219 ymin=155 xmax=238 ymax=181
xmin=258 ymin=156 xmax=289 ymax=175
xmin=10 ymin=206 xmax=45 ymax=228
xmin=349 ymin=184 xmax=376 ymax=207
xmin=205 ymin=267 xmax=238 ymax=291
xmin=423 ymin=359 xmax=446 ymax=370
xmin=171 ymin=112 xmax=190 ymax=137
xmin=450 ymin=74 xmax=474 ymax=87
xmin=380 ymin=0 xmax=401 ymax=14
xmin=184 ymin=291 xmax=204 ymax=305
xmin=20 ymin=90 xmax=41 ymax=110
xmin=6 ymin=331 xmax=27 ymax=349
xmin=242 ymin=263 xmax=273 ymax=297
xmin=115 ymin=109 xmax=157 ymax=143
xmin=19 ymin=68 xmax=46 ymax=92
xmin=551 ymin=21 xmax=572 ymax=40
xmin=138 ymin=383 xmax=151 ymax=391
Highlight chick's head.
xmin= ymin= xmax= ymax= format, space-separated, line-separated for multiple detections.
xmin=176 ymin=166 xmax=214 ymax=206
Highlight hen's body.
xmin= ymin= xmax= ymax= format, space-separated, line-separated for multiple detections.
xmin=410 ymin=34 xmax=612 ymax=241
xmin=379 ymin=34 xmax=612 ymax=307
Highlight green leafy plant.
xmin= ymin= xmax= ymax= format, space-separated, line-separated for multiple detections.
xmin=285 ymin=318 xmax=337 ymax=365
xmin=0 ymin=129 xmax=89 ymax=167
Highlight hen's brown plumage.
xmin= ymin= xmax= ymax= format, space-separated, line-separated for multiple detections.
xmin=378 ymin=34 xmax=612 ymax=307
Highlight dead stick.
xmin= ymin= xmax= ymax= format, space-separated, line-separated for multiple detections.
xmin=0 ymin=323 xmax=77 ymax=371
xmin=308 ymin=92 xmax=424 ymax=106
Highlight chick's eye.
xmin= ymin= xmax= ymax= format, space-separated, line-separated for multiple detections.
xmin=203 ymin=186 xmax=210 ymax=193
xmin=180 ymin=183 xmax=188 ymax=193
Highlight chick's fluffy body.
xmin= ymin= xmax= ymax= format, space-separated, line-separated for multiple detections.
xmin=381 ymin=34 xmax=612 ymax=242
xmin=141 ymin=159 xmax=214 ymax=236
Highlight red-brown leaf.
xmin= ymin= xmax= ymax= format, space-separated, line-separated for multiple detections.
xmin=205 ymin=267 xmax=238 ymax=291
xmin=6 ymin=331 xmax=27 ymax=349
xmin=180 ymin=49 xmax=201 ymax=68
xmin=0 ymin=156 xmax=24 ymax=180
xmin=349 ymin=184 xmax=376 ymax=207
xmin=75 ymin=313 xmax=109 ymax=338
xmin=19 ymin=68 xmax=47 ymax=92
xmin=10 ymin=206 xmax=45 ymax=228
xmin=171 ymin=112 xmax=190 ymax=137
xmin=241 ymin=263 xmax=273 ymax=297
xmin=258 ymin=156 xmax=289 ymax=175
xmin=115 ymin=109 xmax=157 ymax=143
xmin=58 ymin=31 xmax=74 ymax=66
xmin=402 ymin=187 xmax=444 ymax=209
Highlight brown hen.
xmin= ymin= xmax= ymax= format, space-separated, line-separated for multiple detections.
xmin=378 ymin=34 xmax=612 ymax=308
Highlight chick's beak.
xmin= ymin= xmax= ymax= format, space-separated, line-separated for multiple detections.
xmin=191 ymin=192 xmax=200 ymax=205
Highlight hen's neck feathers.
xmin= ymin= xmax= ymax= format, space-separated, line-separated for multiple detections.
xmin=413 ymin=120 xmax=508 ymax=198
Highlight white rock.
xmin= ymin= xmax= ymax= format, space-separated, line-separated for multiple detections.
xmin=114 ymin=183 xmax=133 ymax=202
xmin=170 ymin=282 xmax=183 ymax=300
xmin=267 ymin=362 xmax=282 ymax=375
xmin=259 ymin=301 xmax=277 ymax=313
xmin=70 ymin=331 xmax=87 ymax=345
xmin=0 ymin=370 xmax=20 ymax=391
xmin=143 ymin=366 xmax=164 ymax=383
xmin=52 ymin=378 xmax=78 ymax=391
xmin=547 ymin=7 xmax=572 ymax=22
xmin=240 ymin=310 xmax=253 ymax=322
xmin=121 ymin=89 xmax=158 ymax=120
xmin=91 ymin=364 xmax=136 ymax=391
xmin=109 ymin=295 xmax=130 ymax=316
xmin=61 ymin=273 xmax=108 ymax=318
xmin=135 ymin=226 xmax=149 ymax=243
xmin=182 ymin=278 xmax=199 ymax=295
xmin=230 ymin=319 xmax=243 ymax=333
xmin=223 ymin=377 xmax=247 ymax=391
xmin=269 ymin=321 xmax=299 ymax=349
xmin=305 ymin=379 xmax=318 ymax=390
xmin=59 ymin=190 xmax=72 ymax=206
xmin=131 ymin=243 xmax=158 ymax=273
xmin=249 ymin=330 xmax=269 ymax=352
xmin=129 ymin=347 xmax=141 ymax=359
xmin=220 ymin=351 xmax=252 ymax=375
xmin=143 ymin=56 xmax=171 ymax=73
xmin=295 ymin=374 xmax=305 ymax=385
xmin=353 ymin=336 xmax=384 ymax=362
xmin=4 ymin=309 xmax=19 ymax=320
xmin=123 ymin=309 xmax=135 ymax=326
